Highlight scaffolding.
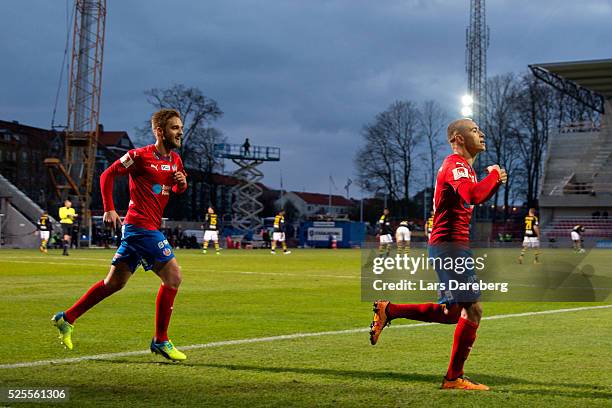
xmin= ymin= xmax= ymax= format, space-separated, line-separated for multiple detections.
xmin=214 ymin=143 xmax=280 ymax=232
xmin=45 ymin=0 xmax=106 ymax=234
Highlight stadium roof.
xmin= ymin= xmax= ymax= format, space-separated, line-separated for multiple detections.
xmin=530 ymin=58 xmax=612 ymax=99
xmin=293 ymin=192 xmax=353 ymax=207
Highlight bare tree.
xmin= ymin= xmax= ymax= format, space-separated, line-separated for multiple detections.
xmin=482 ymin=73 xmax=522 ymax=219
xmin=138 ymin=84 xmax=225 ymax=219
xmin=419 ymin=100 xmax=448 ymax=193
xmin=355 ymin=101 xmax=422 ymax=205
xmin=513 ymin=73 xmax=558 ymax=207
xmin=355 ymin=120 xmax=398 ymax=201
xmin=140 ymin=84 xmax=223 ymax=158
xmin=557 ymin=92 xmax=600 ymax=127
xmin=380 ymin=101 xmax=421 ymax=202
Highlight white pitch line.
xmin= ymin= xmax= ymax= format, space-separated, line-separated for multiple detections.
xmin=230 ymin=270 xmax=357 ymax=279
xmin=2 ymin=260 xmax=107 ymax=268
xmin=2 ymin=260 xmax=358 ymax=280
xmin=3 ymin=256 xmax=104 ymax=262
xmin=1 ymin=304 xmax=610 ymax=370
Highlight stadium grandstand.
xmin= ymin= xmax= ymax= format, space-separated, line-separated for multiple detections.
xmin=530 ymin=59 xmax=612 ymax=246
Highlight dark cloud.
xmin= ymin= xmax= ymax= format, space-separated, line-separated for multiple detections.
xmin=1 ymin=0 xmax=611 ymax=195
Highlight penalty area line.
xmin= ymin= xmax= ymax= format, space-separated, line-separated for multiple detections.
xmin=1 ymin=304 xmax=610 ymax=370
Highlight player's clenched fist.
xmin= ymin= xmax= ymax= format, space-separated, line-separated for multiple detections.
xmin=173 ymin=170 xmax=187 ymax=188
xmin=487 ymin=165 xmax=508 ymax=184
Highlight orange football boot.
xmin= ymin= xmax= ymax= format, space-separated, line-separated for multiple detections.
xmin=369 ymin=300 xmax=390 ymax=345
xmin=441 ymin=376 xmax=490 ymax=391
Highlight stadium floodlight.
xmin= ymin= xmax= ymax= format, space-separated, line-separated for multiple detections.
xmin=461 ymin=94 xmax=474 ymax=106
xmin=461 ymin=106 xmax=473 ymax=117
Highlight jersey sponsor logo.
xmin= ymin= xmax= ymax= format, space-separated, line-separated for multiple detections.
xmin=161 ymin=164 xmax=171 ymax=171
xmin=151 ymin=184 xmax=171 ymax=195
xmin=452 ymin=167 xmax=469 ymax=180
xmin=150 ymin=164 xmax=159 ymax=171
xmin=158 ymin=241 xmax=165 ymax=249
xmin=120 ymin=153 xmax=134 ymax=168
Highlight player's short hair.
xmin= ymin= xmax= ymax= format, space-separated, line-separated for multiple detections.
xmin=151 ymin=108 xmax=181 ymax=130
xmin=447 ymin=119 xmax=471 ymax=143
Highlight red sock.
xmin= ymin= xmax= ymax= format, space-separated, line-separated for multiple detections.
xmin=387 ymin=303 xmax=460 ymax=324
xmin=64 ymin=280 xmax=113 ymax=324
xmin=446 ymin=317 xmax=479 ymax=380
xmin=155 ymin=285 xmax=178 ymax=343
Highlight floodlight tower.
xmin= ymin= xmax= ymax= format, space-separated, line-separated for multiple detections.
xmin=214 ymin=143 xmax=280 ymax=232
xmin=45 ymin=0 xmax=107 ymax=233
xmin=465 ymin=0 xmax=489 ymax=125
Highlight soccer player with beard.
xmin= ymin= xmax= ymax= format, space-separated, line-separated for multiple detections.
xmin=52 ymin=108 xmax=189 ymax=361
xmin=369 ymin=119 xmax=507 ymax=390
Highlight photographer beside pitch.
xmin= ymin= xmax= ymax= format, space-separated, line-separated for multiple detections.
xmin=369 ymin=118 xmax=507 ymax=390
xmin=52 ymin=108 xmax=189 ymax=361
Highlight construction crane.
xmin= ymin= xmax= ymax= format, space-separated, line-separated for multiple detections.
xmin=45 ymin=0 xmax=107 ymax=238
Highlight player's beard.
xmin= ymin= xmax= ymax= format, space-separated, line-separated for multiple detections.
xmin=163 ymin=133 xmax=181 ymax=150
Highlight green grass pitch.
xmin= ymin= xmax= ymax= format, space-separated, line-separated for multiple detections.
xmin=0 ymin=248 xmax=610 ymax=407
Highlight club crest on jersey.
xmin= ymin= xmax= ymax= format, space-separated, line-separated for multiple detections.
xmin=171 ymin=164 xmax=177 ymax=172
xmin=120 ymin=153 xmax=134 ymax=168
xmin=452 ymin=167 xmax=469 ymax=180
xmin=162 ymin=248 xmax=172 ymax=256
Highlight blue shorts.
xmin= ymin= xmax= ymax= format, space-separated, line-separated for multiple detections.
xmin=112 ymin=224 xmax=175 ymax=272
xmin=428 ymin=243 xmax=481 ymax=305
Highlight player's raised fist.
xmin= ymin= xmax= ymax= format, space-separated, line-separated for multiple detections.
xmin=498 ymin=168 xmax=508 ymax=183
xmin=173 ymin=170 xmax=187 ymax=188
xmin=487 ymin=165 xmax=507 ymax=184
xmin=486 ymin=164 xmax=501 ymax=174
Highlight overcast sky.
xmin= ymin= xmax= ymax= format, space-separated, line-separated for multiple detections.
xmin=1 ymin=0 xmax=611 ymax=196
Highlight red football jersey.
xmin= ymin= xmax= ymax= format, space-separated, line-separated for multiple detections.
xmin=101 ymin=144 xmax=187 ymax=230
xmin=429 ymin=154 xmax=477 ymax=244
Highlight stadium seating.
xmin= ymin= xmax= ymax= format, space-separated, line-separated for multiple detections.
xmin=541 ymin=216 xmax=612 ymax=239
